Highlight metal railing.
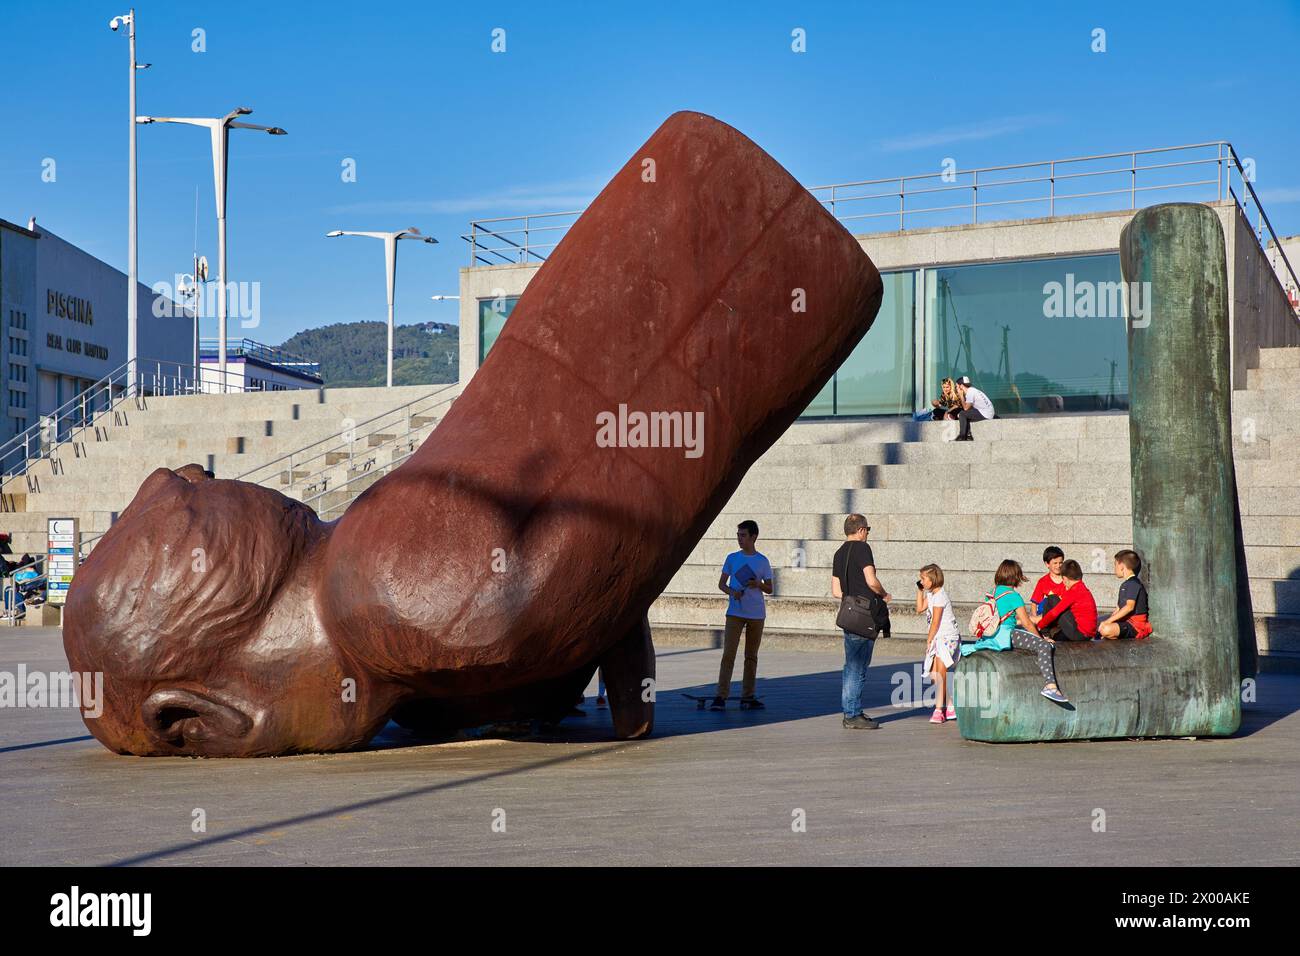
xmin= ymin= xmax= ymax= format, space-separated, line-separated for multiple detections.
xmin=461 ymin=141 xmax=1299 ymax=302
xmin=462 ymin=210 xmax=582 ymax=266
xmin=232 ymin=381 xmax=460 ymax=491
xmin=0 ymin=358 xmax=261 ymax=488
xmin=303 ymin=438 xmax=421 ymax=521
xmin=199 ymin=337 xmax=323 ymax=377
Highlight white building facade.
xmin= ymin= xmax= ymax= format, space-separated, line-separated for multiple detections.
xmin=0 ymin=218 xmax=193 ymax=437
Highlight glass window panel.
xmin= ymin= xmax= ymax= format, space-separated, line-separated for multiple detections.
xmin=834 ymin=272 xmax=915 ymax=416
xmin=924 ymin=254 xmax=1128 ymax=416
xmin=803 ymin=375 xmax=835 ymax=417
xmin=479 ymin=296 xmax=519 ymax=364
xmin=800 ymin=270 xmax=915 ymax=417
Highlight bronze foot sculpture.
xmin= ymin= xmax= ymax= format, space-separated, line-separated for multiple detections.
xmin=63 ymin=111 xmax=884 ymax=756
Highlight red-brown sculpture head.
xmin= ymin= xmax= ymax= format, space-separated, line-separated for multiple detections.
xmin=62 ymin=466 xmax=399 ymax=756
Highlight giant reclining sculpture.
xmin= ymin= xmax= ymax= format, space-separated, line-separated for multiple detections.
xmin=64 ymin=111 xmax=885 ymax=757
xmin=956 ymin=203 xmax=1253 ymax=742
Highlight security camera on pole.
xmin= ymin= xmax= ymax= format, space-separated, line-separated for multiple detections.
xmin=136 ymin=108 xmax=286 ymax=392
xmin=326 ymin=229 xmax=438 ymax=387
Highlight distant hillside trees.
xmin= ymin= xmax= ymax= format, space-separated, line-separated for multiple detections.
xmin=279 ymin=321 xmax=458 ymax=387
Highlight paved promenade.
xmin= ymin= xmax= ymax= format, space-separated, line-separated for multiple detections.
xmin=1 ymin=627 xmax=1296 ymax=866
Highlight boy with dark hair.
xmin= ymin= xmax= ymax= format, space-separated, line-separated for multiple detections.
xmin=1030 ymin=546 xmax=1066 ymax=612
xmin=1098 ymin=549 xmax=1152 ymax=640
xmin=712 ymin=520 xmax=773 ymax=709
xmin=1031 ymin=559 xmax=1098 ymax=641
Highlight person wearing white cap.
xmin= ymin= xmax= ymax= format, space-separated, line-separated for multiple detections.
xmin=953 ymin=376 xmax=995 ymax=441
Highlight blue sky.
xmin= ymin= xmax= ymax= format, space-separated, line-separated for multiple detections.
xmin=3 ymin=0 xmax=1297 ymax=345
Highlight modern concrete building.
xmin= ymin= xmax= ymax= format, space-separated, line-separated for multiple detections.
xmin=0 ymin=217 xmax=193 ymax=437
xmin=455 ymin=141 xmax=1300 ymax=410
xmin=198 ymin=338 xmax=323 ymax=391
xmin=1267 ymin=233 xmax=1300 ymax=312
xmin=450 ymin=139 xmax=1300 ymax=669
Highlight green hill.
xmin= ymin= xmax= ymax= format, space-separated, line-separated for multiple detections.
xmin=278 ymin=321 xmax=458 ymax=387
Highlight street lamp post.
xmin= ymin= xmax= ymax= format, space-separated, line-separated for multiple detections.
xmin=109 ymin=9 xmax=150 ymax=394
xmin=326 ymin=229 xmax=438 ymax=387
xmin=136 ymin=107 xmax=286 ymax=391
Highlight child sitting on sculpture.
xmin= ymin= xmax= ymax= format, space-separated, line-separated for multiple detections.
xmin=1030 ymin=559 xmax=1098 ymax=641
xmin=961 ymin=559 xmax=1068 ymax=704
xmin=1098 ymin=549 xmax=1152 ymax=640
xmin=1030 ymin=546 xmax=1066 ymax=613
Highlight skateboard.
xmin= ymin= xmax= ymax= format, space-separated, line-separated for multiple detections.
xmin=682 ymin=694 xmax=764 ymax=710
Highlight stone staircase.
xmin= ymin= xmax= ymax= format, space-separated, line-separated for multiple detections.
xmin=0 ymin=384 xmax=457 ymax=556
xmin=650 ymin=345 xmax=1300 ymax=671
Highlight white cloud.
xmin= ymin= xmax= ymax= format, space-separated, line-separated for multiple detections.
xmin=327 ymin=177 xmax=603 ymax=216
xmin=878 ymin=114 xmax=1059 ymax=153
xmin=1258 ymin=187 xmax=1300 ymax=204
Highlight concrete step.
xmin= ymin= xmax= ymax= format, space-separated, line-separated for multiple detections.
xmin=686 ymin=537 xmax=1132 ymax=572
xmin=685 ymin=537 xmax=1300 ymax=580
xmin=1246 ymin=366 xmax=1300 ymax=390
xmin=1257 ymin=347 xmax=1300 ymax=370
xmin=703 ymin=511 xmax=1137 ymax=545
xmin=665 ymin=563 xmax=1122 ymax=604
xmin=647 ymin=596 xmax=1300 ymax=657
xmin=779 ymin=413 xmax=1129 ymax=445
xmin=731 ymin=461 xmax=1128 ymax=492
xmin=52 ymin=429 xmax=350 ymax=466
xmin=667 ymin=561 xmax=1299 ymax=615
xmin=719 ymin=486 xmax=1132 ymax=518
xmin=1230 ymin=387 xmax=1300 ymax=414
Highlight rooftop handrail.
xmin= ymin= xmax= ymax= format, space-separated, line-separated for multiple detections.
xmin=462 ymin=141 xmax=1300 ymax=302
xmin=1224 ymin=143 xmax=1300 ymax=298
xmin=199 ymin=337 xmax=321 ymax=373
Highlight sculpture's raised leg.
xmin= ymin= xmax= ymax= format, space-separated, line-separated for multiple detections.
xmin=600 ymin=615 xmax=655 ymax=739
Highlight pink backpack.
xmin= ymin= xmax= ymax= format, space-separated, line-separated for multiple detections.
xmin=968 ymin=590 xmax=1015 ymax=639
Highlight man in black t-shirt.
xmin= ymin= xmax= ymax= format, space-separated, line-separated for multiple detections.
xmin=831 ymin=513 xmax=892 ymax=729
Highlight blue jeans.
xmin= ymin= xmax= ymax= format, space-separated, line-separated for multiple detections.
xmin=842 ymin=630 xmax=876 ymax=718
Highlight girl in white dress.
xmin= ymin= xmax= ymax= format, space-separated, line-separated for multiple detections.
xmin=915 ymin=563 xmax=962 ymax=723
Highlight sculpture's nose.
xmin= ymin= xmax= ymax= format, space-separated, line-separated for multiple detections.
xmin=141 ymin=688 xmax=253 ymax=751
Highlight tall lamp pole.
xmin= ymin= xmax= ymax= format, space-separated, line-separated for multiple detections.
xmin=136 ymin=107 xmax=286 ymax=390
xmin=326 ymin=229 xmax=438 ymax=387
xmin=110 ymin=9 xmax=150 ymax=394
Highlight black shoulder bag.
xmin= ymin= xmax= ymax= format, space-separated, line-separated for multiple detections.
xmin=835 ymin=542 xmax=881 ymax=639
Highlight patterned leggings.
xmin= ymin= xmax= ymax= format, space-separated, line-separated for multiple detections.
xmin=1010 ymin=628 xmax=1058 ymax=686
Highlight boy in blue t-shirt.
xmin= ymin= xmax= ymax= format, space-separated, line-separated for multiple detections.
xmin=712 ymin=520 xmax=773 ymax=710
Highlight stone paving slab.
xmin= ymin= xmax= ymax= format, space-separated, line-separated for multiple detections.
xmin=1 ymin=627 xmax=1296 ymax=866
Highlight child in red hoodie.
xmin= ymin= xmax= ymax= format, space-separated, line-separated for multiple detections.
xmin=1030 ymin=546 xmax=1066 ymax=613
xmin=1030 ymin=559 xmax=1098 ymax=641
